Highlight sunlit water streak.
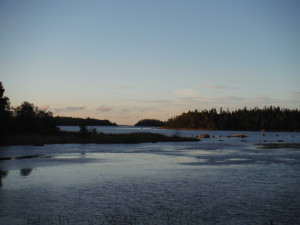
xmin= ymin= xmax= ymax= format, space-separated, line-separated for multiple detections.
xmin=1 ymin=127 xmax=300 ymax=224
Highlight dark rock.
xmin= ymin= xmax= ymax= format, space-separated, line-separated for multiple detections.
xmin=228 ymin=134 xmax=248 ymax=138
xmin=199 ymin=134 xmax=210 ymax=138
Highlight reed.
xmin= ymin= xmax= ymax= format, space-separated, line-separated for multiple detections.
xmin=25 ymin=209 xmax=277 ymax=225
xmin=0 ymin=131 xmax=199 ymax=146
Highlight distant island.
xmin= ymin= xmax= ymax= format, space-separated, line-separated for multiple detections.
xmin=135 ymin=119 xmax=166 ymax=127
xmin=55 ymin=116 xmax=117 ymax=126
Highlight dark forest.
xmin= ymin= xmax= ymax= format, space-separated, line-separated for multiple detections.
xmin=164 ymin=107 xmax=300 ymax=131
xmin=55 ymin=116 xmax=117 ymax=126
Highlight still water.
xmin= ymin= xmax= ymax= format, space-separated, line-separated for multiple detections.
xmin=1 ymin=127 xmax=300 ymax=225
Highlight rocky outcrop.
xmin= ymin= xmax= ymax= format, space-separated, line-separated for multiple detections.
xmin=228 ymin=134 xmax=248 ymax=138
xmin=199 ymin=134 xmax=210 ymax=138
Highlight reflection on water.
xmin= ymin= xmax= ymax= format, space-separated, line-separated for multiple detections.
xmin=20 ymin=168 xmax=33 ymax=176
xmin=0 ymin=168 xmax=34 ymax=187
xmin=0 ymin=129 xmax=300 ymax=224
xmin=255 ymin=143 xmax=300 ymax=149
xmin=0 ymin=170 xmax=8 ymax=187
xmin=0 ymin=154 xmax=51 ymax=161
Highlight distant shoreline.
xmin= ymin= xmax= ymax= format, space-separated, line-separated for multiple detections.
xmin=0 ymin=131 xmax=199 ymax=146
xmin=60 ymin=125 xmax=300 ymax=132
xmin=160 ymin=127 xmax=300 ymax=132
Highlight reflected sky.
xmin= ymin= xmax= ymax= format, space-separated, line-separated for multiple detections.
xmin=0 ymin=130 xmax=300 ymax=224
xmin=1 ymin=146 xmax=299 ymax=224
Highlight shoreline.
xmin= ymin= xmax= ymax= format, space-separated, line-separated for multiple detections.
xmin=159 ymin=127 xmax=300 ymax=132
xmin=0 ymin=132 xmax=199 ymax=146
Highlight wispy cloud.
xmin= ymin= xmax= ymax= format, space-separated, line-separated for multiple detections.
xmin=39 ymin=105 xmax=50 ymax=110
xmin=54 ymin=106 xmax=85 ymax=113
xmin=97 ymin=105 xmax=113 ymax=112
xmin=221 ymin=96 xmax=244 ymax=101
xmin=252 ymin=97 xmax=274 ymax=102
xmin=174 ymin=89 xmax=199 ymax=98
xmin=174 ymin=95 xmax=257 ymax=105
xmin=122 ymin=98 xmax=173 ymax=104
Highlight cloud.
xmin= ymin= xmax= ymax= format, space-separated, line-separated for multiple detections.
xmin=174 ymin=89 xmax=199 ymax=98
xmin=54 ymin=106 xmax=85 ymax=113
xmin=97 ymin=105 xmax=113 ymax=112
xmin=65 ymin=106 xmax=85 ymax=111
xmin=221 ymin=96 xmax=244 ymax=101
xmin=122 ymin=98 xmax=173 ymax=104
xmin=252 ymin=97 xmax=274 ymax=102
xmin=173 ymin=93 xmax=281 ymax=106
xmin=39 ymin=105 xmax=50 ymax=110
xmin=173 ymin=94 xmax=248 ymax=105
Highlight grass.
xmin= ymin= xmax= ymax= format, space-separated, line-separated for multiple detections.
xmin=25 ymin=209 xmax=278 ymax=225
xmin=0 ymin=131 xmax=199 ymax=146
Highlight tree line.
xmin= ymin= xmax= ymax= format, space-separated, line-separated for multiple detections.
xmin=135 ymin=119 xmax=166 ymax=127
xmin=55 ymin=116 xmax=117 ymax=126
xmin=2 ymin=81 xmax=300 ymax=133
xmin=164 ymin=107 xmax=300 ymax=131
xmin=0 ymin=82 xmax=116 ymax=136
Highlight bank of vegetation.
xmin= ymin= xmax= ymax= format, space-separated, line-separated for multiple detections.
xmin=55 ymin=116 xmax=117 ymax=126
xmin=0 ymin=82 xmax=197 ymax=145
xmin=164 ymin=107 xmax=300 ymax=131
xmin=135 ymin=119 xmax=166 ymax=127
xmin=0 ymin=130 xmax=198 ymax=146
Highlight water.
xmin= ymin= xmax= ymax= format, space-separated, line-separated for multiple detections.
xmin=1 ymin=127 xmax=300 ymax=225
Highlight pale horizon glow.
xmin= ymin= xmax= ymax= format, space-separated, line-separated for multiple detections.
xmin=1 ymin=0 xmax=299 ymax=125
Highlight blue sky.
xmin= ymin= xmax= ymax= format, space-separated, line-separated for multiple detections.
xmin=1 ymin=0 xmax=299 ymax=125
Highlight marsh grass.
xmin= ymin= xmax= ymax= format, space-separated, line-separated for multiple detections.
xmin=0 ymin=131 xmax=199 ymax=146
xmin=25 ymin=208 xmax=278 ymax=225
xmin=26 ymin=208 xmax=205 ymax=225
xmin=27 ymin=215 xmax=70 ymax=225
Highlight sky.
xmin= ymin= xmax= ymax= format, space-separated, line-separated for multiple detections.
xmin=0 ymin=0 xmax=299 ymax=125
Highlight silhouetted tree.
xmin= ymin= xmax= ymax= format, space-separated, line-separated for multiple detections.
xmin=0 ymin=82 xmax=10 ymax=112
xmin=13 ymin=101 xmax=57 ymax=134
xmin=135 ymin=119 xmax=166 ymax=127
xmin=55 ymin=116 xmax=117 ymax=126
xmin=164 ymin=106 xmax=300 ymax=131
xmin=79 ymin=125 xmax=89 ymax=137
xmin=0 ymin=82 xmax=12 ymax=136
